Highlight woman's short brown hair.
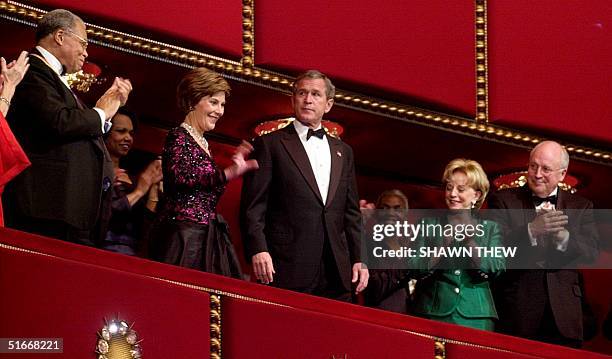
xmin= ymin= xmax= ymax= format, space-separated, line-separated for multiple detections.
xmin=442 ymin=158 xmax=490 ymax=210
xmin=176 ymin=67 xmax=230 ymax=115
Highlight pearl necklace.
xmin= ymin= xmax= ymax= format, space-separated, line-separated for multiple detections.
xmin=181 ymin=122 xmax=210 ymax=154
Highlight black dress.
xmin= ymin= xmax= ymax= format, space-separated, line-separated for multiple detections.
xmin=152 ymin=126 xmax=242 ymax=279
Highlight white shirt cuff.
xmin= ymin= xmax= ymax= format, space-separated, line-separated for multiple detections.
xmin=527 ymin=222 xmax=538 ymax=246
xmin=93 ymin=107 xmax=109 ymax=133
xmin=556 ymin=231 xmax=570 ymax=252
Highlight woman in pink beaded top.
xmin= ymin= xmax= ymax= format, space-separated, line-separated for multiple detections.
xmin=153 ymin=67 xmax=258 ymax=277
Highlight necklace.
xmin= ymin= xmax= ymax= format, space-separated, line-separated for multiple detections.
xmin=181 ymin=122 xmax=210 ymax=154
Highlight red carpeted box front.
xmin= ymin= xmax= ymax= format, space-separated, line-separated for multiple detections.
xmin=0 ymin=228 xmax=607 ymax=359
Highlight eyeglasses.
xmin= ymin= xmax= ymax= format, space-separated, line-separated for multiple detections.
xmin=65 ymin=29 xmax=88 ymax=50
xmin=528 ymin=162 xmax=564 ymax=175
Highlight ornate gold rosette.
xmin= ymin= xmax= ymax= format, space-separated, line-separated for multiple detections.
xmin=96 ymin=318 xmax=142 ymax=359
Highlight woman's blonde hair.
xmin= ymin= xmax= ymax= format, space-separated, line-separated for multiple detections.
xmin=442 ymin=158 xmax=490 ymax=209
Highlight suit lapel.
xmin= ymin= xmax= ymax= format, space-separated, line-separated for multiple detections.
xmin=96 ymin=137 xmax=112 ymax=161
xmin=519 ymin=185 xmax=537 ymax=224
xmin=31 ymin=49 xmax=82 ymax=110
xmin=556 ymin=186 xmax=568 ymax=210
xmin=280 ymin=126 xmax=323 ymax=204
xmin=31 ymin=51 xmax=109 ymax=161
xmin=325 ymin=138 xmax=343 ymax=207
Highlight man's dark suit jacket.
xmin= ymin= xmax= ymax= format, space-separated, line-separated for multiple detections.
xmin=488 ymin=185 xmax=599 ymax=341
xmin=4 ymin=51 xmax=114 ymax=237
xmin=240 ymin=124 xmax=362 ymax=293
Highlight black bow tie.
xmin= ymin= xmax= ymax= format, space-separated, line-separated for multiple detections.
xmin=307 ymin=128 xmax=326 ymax=140
xmin=533 ymin=195 xmax=557 ymax=206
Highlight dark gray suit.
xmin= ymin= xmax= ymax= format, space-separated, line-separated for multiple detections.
xmin=488 ymin=185 xmax=599 ymax=345
xmin=241 ymin=124 xmax=362 ymax=296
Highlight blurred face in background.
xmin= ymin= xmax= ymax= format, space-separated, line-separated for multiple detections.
xmin=378 ymin=195 xmax=405 ymax=210
xmin=105 ymin=113 xmax=134 ymax=159
xmin=377 ymin=194 xmax=407 ymax=223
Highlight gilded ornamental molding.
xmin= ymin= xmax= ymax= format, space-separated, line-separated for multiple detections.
xmin=241 ymin=0 xmax=254 ymax=67
xmin=1 ymin=0 xmax=611 ymax=165
xmin=434 ymin=340 xmax=446 ymax=359
xmin=210 ymin=295 xmax=222 ymax=359
xmin=475 ymin=0 xmax=488 ymax=122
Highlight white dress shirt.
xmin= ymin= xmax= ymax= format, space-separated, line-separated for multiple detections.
xmin=36 ymin=46 xmax=108 ymax=133
xmin=293 ymin=120 xmax=331 ymax=204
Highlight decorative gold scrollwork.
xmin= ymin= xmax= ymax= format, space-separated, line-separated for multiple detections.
xmin=210 ymin=294 xmax=222 ymax=359
xmin=434 ymin=340 xmax=446 ymax=359
xmin=475 ymin=0 xmax=488 ymax=122
xmin=241 ymin=0 xmax=255 ymax=67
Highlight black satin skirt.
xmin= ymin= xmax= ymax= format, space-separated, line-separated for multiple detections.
xmin=152 ymin=217 xmax=243 ymax=279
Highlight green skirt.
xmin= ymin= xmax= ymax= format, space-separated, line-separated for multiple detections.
xmin=424 ymin=311 xmax=495 ymax=331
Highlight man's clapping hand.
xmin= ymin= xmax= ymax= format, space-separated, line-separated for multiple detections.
xmin=530 ymin=210 xmax=568 ymax=238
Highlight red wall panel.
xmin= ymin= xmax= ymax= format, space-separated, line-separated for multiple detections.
xmin=2 ymin=229 xmax=610 ymax=358
xmin=223 ymin=297 xmax=434 ymax=359
xmin=0 ymin=246 xmax=211 ymax=358
xmin=489 ymin=0 xmax=612 ymax=142
xmin=30 ymin=0 xmax=244 ymax=58
xmin=256 ymin=0 xmax=475 ymax=115
xmin=16 ymin=1 xmax=611 ymax=144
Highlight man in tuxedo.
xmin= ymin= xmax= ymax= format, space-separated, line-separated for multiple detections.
xmin=4 ymin=9 xmax=132 ymax=246
xmin=488 ymin=141 xmax=598 ymax=347
xmin=241 ymin=70 xmax=368 ymax=301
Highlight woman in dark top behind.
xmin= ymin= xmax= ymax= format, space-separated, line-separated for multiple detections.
xmin=153 ymin=67 xmax=258 ymax=277
xmin=103 ymin=109 xmax=162 ymax=255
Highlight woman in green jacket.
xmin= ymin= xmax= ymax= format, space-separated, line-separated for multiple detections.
xmin=411 ymin=158 xmax=504 ymax=331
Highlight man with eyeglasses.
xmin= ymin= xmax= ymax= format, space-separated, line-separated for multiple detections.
xmin=4 ymin=9 xmax=133 ymax=247
xmin=488 ymin=140 xmax=599 ymax=347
